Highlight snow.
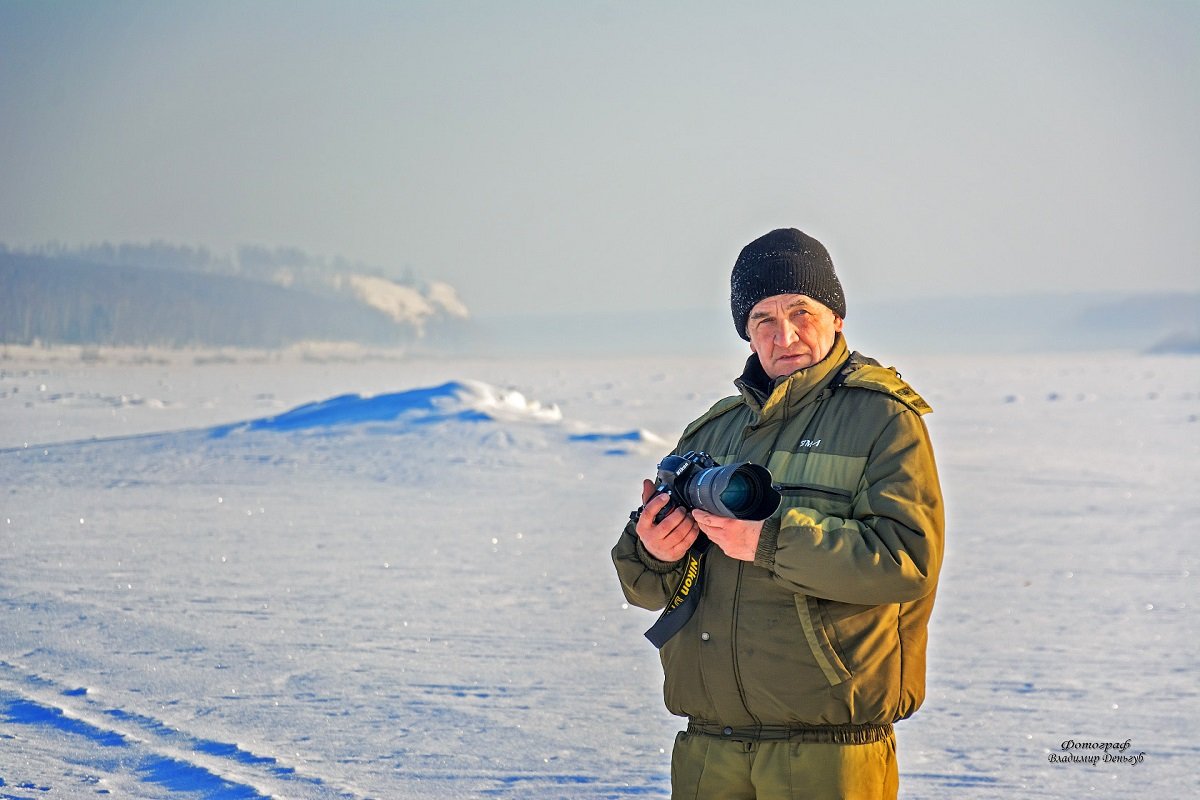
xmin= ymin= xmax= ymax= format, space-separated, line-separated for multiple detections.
xmin=0 ymin=346 xmax=1196 ymax=798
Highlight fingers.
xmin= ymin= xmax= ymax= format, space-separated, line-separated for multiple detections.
xmin=691 ymin=509 xmax=728 ymax=533
xmin=636 ymin=491 xmax=700 ymax=562
xmin=638 ymin=491 xmax=671 ymax=527
xmin=650 ymin=519 xmax=699 ymax=562
xmin=637 ymin=497 xmax=689 ymax=541
xmin=691 ymin=510 xmax=744 ymax=532
xmin=691 ymin=514 xmax=763 ymax=562
xmin=692 ymin=511 xmax=740 ymax=543
xmin=641 ymin=478 xmax=656 ymax=504
xmin=658 ymin=509 xmax=698 ymax=542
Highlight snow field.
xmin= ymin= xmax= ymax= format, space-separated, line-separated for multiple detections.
xmin=0 ymin=347 xmax=1196 ymax=798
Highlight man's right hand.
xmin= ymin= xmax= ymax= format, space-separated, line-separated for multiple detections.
xmin=635 ymin=478 xmax=700 ymax=563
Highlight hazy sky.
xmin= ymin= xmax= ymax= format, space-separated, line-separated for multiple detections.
xmin=2 ymin=1 xmax=1197 ymax=317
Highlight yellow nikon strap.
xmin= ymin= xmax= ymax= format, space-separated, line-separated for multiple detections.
xmin=644 ymin=539 xmax=710 ymax=649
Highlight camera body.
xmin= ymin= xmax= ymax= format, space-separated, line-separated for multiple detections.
xmin=651 ymin=450 xmax=780 ymax=522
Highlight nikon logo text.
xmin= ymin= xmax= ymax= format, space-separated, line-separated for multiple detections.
xmin=667 ymin=553 xmax=702 ymax=611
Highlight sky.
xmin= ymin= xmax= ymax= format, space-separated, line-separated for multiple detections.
xmin=1 ymin=0 xmax=1197 ymax=318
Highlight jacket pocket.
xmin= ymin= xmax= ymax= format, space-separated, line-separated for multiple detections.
xmin=776 ymin=483 xmax=853 ymax=519
xmin=776 ymin=483 xmax=852 ymax=502
xmin=794 ymin=594 xmax=852 ymax=687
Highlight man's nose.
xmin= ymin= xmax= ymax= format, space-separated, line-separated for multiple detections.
xmin=776 ymin=321 xmax=800 ymax=346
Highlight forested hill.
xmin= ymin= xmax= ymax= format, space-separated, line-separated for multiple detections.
xmin=0 ymin=246 xmax=469 ymax=348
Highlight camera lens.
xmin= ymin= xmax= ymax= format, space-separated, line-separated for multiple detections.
xmin=719 ymin=471 xmax=756 ymax=514
xmin=685 ymin=462 xmax=780 ymax=520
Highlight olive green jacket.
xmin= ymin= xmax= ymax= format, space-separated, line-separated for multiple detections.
xmin=613 ymin=335 xmax=944 ymax=730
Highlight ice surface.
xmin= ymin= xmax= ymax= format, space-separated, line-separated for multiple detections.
xmin=0 ymin=346 xmax=1196 ymax=798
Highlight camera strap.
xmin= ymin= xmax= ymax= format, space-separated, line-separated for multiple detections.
xmin=644 ymin=539 xmax=710 ymax=649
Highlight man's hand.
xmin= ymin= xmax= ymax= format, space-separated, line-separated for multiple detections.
xmin=635 ymin=479 xmax=700 ymax=562
xmin=692 ymin=510 xmax=763 ymax=562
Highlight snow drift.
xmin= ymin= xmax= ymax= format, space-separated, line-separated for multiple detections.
xmin=206 ymin=379 xmax=665 ymax=457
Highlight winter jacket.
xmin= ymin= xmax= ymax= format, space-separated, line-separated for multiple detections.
xmin=612 ymin=335 xmax=944 ymax=736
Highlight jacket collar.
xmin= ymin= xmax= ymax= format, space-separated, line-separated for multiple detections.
xmin=734 ymin=333 xmax=850 ymax=421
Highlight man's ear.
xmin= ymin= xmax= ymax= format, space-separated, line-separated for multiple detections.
xmin=833 ymin=316 xmax=844 ymax=332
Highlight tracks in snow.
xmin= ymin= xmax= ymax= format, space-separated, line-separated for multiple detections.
xmin=0 ymin=659 xmax=361 ymax=799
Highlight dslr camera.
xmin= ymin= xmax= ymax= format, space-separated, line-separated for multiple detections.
xmin=648 ymin=451 xmax=780 ymax=523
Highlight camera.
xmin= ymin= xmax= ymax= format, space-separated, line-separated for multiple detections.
xmin=650 ymin=451 xmax=780 ymax=522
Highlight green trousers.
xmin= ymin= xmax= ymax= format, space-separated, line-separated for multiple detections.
xmin=670 ymin=730 xmax=899 ymax=800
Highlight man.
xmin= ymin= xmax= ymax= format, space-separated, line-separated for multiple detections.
xmin=613 ymin=228 xmax=944 ymax=800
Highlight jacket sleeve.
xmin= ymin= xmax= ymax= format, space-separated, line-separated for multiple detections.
xmin=754 ymin=408 xmax=944 ymax=605
xmin=612 ymin=517 xmax=688 ymax=611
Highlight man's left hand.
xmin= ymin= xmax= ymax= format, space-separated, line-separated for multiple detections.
xmin=691 ymin=511 xmax=763 ymax=562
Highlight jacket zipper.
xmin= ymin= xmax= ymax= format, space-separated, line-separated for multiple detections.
xmin=729 ymin=561 xmax=761 ymax=727
xmin=775 ymin=483 xmax=852 ymax=501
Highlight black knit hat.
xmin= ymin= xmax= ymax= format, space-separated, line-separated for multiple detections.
xmin=731 ymin=228 xmax=846 ymax=340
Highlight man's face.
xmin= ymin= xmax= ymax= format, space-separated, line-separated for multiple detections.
xmin=746 ymin=293 xmax=844 ymax=379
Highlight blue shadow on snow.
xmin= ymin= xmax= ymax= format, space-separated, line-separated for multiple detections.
xmin=1 ymin=695 xmax=272 ymax=799
xmin=208 ymin=381 xmax=489 ymax=438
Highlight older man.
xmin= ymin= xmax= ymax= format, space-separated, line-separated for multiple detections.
xmin=613 ymin=228 xmax=944 ymax=800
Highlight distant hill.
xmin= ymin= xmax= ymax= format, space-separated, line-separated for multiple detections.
xmin=0 ymin=245 xmax=469 ymax=348
xmin=5 ymin=242 xmax=1193 ymax=356
xmin=460 ymin=292 xmax=1200 ymax=357
xmin=849 ymin=292 xmax=1200 ymax=355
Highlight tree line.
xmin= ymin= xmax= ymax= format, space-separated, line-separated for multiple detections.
xmin=0 ymin=251 xmax=419 ymax=348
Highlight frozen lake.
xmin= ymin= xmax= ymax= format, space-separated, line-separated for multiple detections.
xmin=0 ymin=344 xmax=1196 ymax=798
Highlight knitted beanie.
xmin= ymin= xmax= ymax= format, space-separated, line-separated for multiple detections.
xmin=730 ymin=228 xmax=846 ymax=340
